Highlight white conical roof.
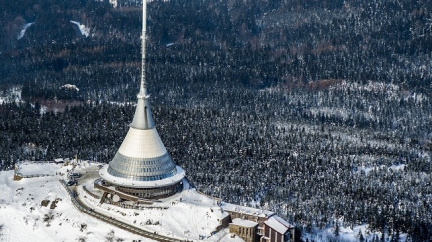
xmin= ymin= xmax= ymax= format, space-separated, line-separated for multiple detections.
xmin=117 ymin=127 xmax=166 ymax=158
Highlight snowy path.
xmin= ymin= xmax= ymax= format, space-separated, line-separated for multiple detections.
xmin=59 ymin=180 xmax=181 ymax=241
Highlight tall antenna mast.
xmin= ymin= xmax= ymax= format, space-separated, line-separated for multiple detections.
xmin=139 ymin=0 xmax=147 ymax=98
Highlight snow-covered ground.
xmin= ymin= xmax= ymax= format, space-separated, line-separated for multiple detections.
xmin=60 ymin=84 xmax=79 ymax=92
xmin=109 ymin=0 xmax=117 ymax=8
xmin=17 ymin=23 xmax=34 ymax=40
xmin=0 ymin=86 xmax=21 ymax=105
xmin=70 ymin=21 xmax=90 ymax=37
xmin=0 ymin=163 xmax=143 ymax=242
xmin=303 ymin=223 xmax=407 ymax=242
xmin=78 ymin=171 xmax=231 ymax=240
xmin=0 ymin=162 xmax=239 ymax=241
xmin=359 ymin=164 xmax=406 ymax=174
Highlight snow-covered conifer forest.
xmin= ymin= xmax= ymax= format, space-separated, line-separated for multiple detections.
xmin=1 ymin=0 xmax=431 ymax=240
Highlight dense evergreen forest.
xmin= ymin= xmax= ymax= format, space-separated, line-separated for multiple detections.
xmin=1 ymin=0 xmax=432 ymax=240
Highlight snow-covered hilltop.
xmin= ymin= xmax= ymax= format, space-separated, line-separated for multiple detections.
xmin=0 ymin=161 xmax=248 ymax=241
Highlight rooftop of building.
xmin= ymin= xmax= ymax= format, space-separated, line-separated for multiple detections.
xmin=264 ymin=215 xmax=294 ymax=234
xmin=221 ymin=202 xmax=275 ymax=218
xmin=231 ymin=218 xmax=258 ymax=228
xmin=16 ymin=161 xmax=61 ymax=177
xmin=116 ymin=126 xmax=168 ymax=159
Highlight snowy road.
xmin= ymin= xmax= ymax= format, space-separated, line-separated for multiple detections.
xmin=60 ymin=179 xmax=181 ymax=241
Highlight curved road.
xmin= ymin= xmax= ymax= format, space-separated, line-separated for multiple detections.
xmin=59 ymin=180 xmax=190 ymax=242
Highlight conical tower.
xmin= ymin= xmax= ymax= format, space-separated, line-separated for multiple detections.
xmin=98 ymin=0 xmax=185 ymax=199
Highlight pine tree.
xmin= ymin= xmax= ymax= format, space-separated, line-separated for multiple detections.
xmin=380 ymin=232 xmax=385 ymax=242
xmin=359 ymin=229 xmax=365 ymax=242
xmin=334 ymin=222 xmax=340 ymax=237
xmin=395 ymin=229 xmax=400 ymax=242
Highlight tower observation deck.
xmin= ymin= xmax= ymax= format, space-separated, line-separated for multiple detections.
xmin=98 ymin=0 xmax=185 ymax=199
